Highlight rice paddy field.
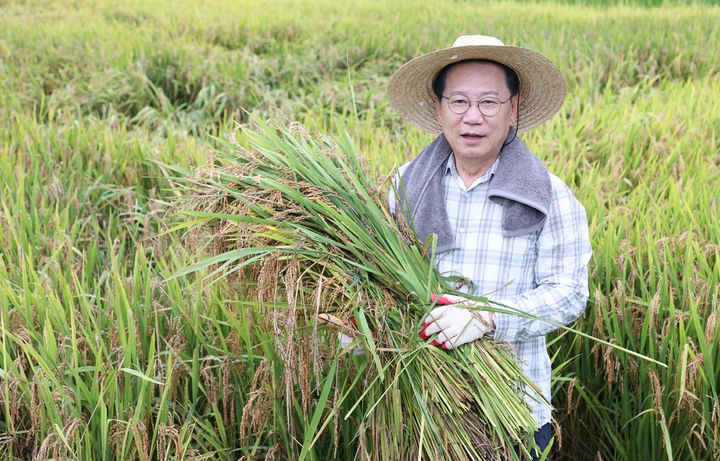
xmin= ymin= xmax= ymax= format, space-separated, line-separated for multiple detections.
xmin=1 ymin=0 xmax=719 ymax=459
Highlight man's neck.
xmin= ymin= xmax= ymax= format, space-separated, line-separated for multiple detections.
xmin=454 ymin=155 xmax=499 ymax=188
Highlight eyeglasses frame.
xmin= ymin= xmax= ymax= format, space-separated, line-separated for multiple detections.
xmin=440 ymin=94 xmax=514 ymax=117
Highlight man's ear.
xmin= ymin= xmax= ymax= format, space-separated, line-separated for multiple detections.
xmin=511 ymin=94 xmax=520 ymax=125
xmin=433 ymin=95 xmax=442 ymax=117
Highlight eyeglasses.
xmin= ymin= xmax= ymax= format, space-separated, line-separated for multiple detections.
xmin=441 ymin=94 xmax=513 ymax=117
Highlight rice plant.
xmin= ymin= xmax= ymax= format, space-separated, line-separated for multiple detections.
xmin=0 ymin=0 xmax=718 ymax=459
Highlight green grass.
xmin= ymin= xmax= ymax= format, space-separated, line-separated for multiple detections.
xmin=0 ymin=0 xmax=719 ymax=459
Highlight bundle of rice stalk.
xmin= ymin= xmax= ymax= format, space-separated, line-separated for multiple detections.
xmin=176 ymin=120 xmax=542 ymax=460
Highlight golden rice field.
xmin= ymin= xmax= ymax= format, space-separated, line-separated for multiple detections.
xmin=0 ymin=0 xmax=718 ymax=460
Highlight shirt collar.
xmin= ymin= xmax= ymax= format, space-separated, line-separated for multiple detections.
xmin=445 ymin=153 xmax=500 ymax=188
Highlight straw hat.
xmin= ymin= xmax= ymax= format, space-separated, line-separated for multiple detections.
xmin=387 ymin=35 xmax=565 ymax=133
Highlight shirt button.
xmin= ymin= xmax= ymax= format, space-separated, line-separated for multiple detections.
xmin=459 ymin=227 xmax=465 ymax=233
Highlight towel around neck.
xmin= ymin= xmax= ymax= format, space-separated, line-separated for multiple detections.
xmin=395 ymin=131 xmax=552 ymax=254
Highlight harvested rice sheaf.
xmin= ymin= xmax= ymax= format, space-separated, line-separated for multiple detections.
xmin=181 ymin=121 xmax=542 ymax=460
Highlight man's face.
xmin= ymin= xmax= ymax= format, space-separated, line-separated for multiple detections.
xmin=434 ymin=61 xmax=518 ymax=169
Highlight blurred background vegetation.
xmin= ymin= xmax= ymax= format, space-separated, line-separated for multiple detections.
xmin=0 ymin=0 xmax=718 ymax=459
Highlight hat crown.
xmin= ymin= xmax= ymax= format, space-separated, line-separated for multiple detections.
xmin=451 ymin=35 xmax=505 ymax=48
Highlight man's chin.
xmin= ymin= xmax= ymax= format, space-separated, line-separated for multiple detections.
xmin=454 ymin=148 xmax=494 ymax=161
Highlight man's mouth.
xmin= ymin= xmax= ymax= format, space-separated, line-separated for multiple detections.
xmin=461 ymin=134 xmax=485 ymax=140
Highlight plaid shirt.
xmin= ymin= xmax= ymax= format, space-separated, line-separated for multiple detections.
xmin=392 ymin=153 xmax=592 ymax=427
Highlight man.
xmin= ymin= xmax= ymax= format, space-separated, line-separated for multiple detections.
xmin=386 ymin=35 xmax=593 ymax=459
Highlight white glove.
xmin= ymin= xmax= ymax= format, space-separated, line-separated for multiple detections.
xmin=419 ymin=294 xmax=494 ymax=350
xmin=338 ymin=332 xmax=365 ymax=355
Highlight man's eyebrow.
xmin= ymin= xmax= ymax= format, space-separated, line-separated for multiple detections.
xmin=448 ymin=90 xmax=500 ymax=96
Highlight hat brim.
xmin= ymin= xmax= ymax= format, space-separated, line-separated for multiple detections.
xmin=387 ymin=45 xmax=566 ymax=133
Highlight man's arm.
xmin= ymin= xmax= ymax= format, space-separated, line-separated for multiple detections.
xmin=492 ymin=178 xmax=592 ymax=343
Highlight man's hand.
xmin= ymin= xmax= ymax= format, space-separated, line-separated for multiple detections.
xmin=318 ymin=313 xmax=367 ymax=355
xmin=418 ymin=294 xmax=494 ymax=350
xmin=338 ymin=331 xmax=365 ymax=355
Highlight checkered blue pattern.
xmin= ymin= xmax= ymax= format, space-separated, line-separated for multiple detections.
xmin=393 ymin=154 xmax=592 ymax=428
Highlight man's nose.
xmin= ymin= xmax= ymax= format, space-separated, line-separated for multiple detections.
xmin=462 ymin=103 xmax=485 ymax=123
